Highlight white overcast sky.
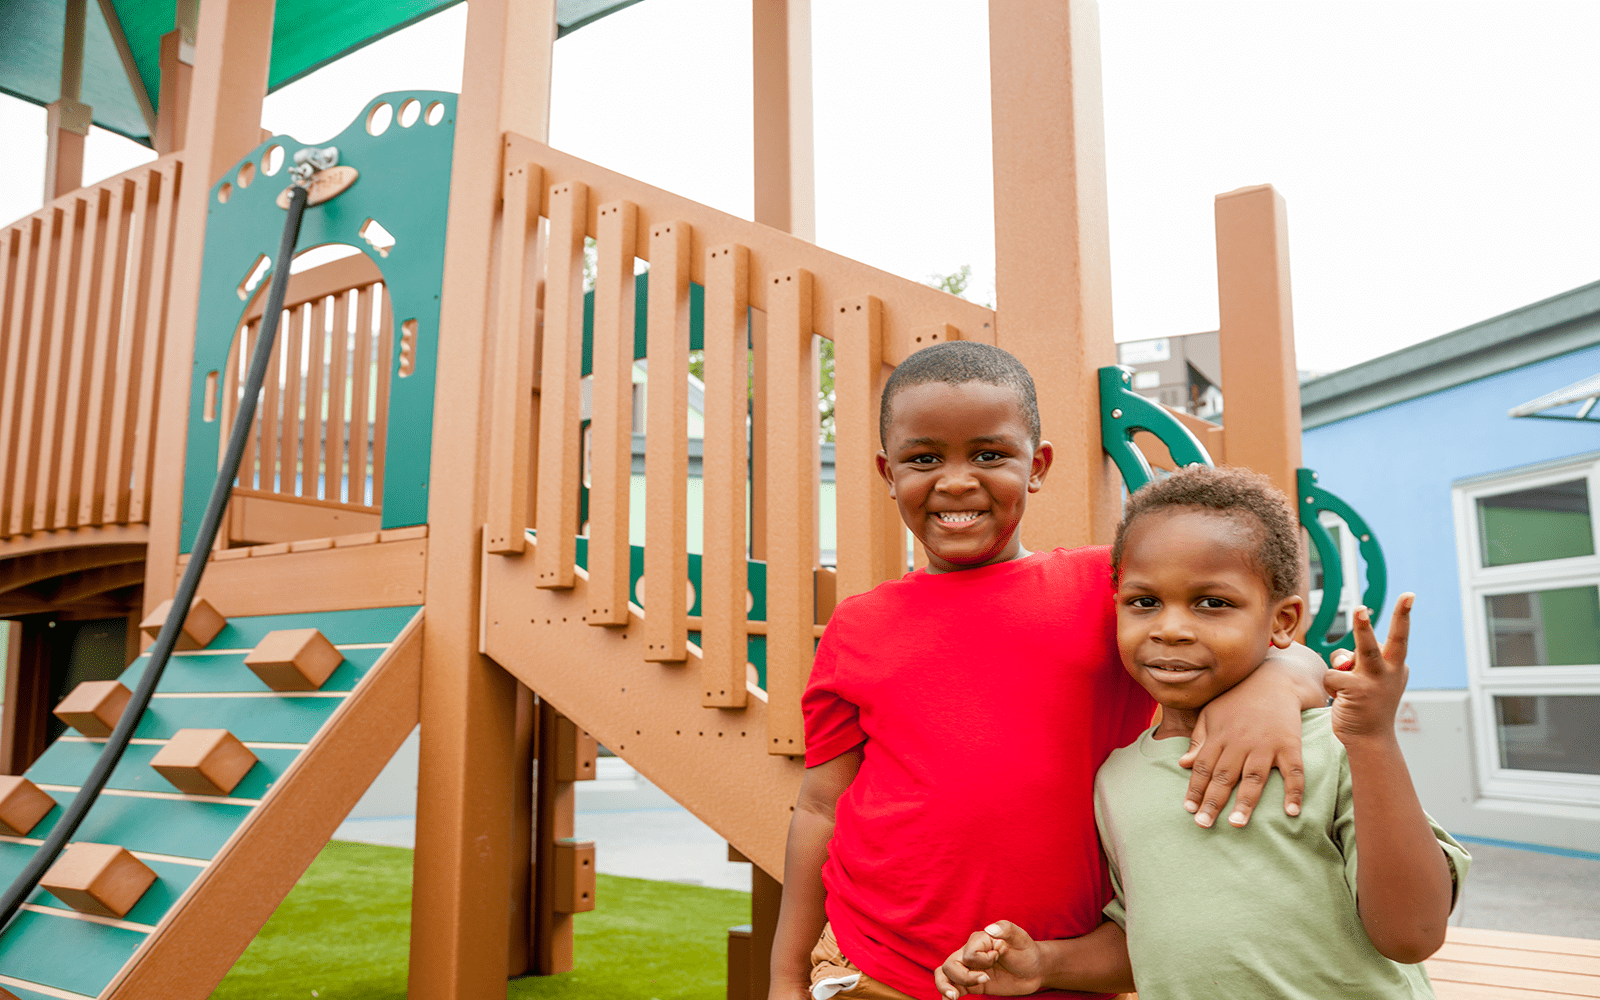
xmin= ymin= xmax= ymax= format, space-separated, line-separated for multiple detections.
xmin=3 ymin=1 xmax=1599 ymax=375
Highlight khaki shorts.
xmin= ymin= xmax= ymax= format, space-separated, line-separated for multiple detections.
xmin=809 ymin=923 xmax=918 ymax=1000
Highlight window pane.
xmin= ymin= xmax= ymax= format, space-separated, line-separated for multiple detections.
xmin=1485 ymin=586 xmax=1600 ymax=666
xmin=1477 ymin=479 xmax=1593 ymax=567
xmin=1495 ymin=695 xmax=1600 ymax=775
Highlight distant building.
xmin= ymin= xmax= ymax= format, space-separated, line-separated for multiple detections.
xmin=1301 ymin=279 xmax=1600 ymax=855
xmin=1117 ymin=331 xmax=1224 ymax=420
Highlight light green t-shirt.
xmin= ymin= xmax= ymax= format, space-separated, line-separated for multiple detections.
xmin=1093 ymin=708 xmax=1470 ymax=1000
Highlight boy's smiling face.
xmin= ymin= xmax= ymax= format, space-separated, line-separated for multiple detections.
xmin=1115 ymin=507 xmax=1302 ymax=728
xmin=876 ymin=380 xmax=1052 ymax=574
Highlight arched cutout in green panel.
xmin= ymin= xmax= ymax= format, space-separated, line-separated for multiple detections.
xmin=180 ymin=92 xmax=456 ymax=552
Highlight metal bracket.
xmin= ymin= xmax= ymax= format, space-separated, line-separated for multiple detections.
xmin=1298 ymin=467 xmax=1388 ymax=660
xmin=1098 ymin=365 xmax=1213 ymax=494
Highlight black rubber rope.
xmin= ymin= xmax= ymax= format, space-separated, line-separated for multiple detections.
xmin=0 ymin=183 xmax=311 ymax=933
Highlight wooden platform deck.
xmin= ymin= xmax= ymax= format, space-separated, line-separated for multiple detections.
xmin=1428 ymin=925 xmax=1600 ymax=999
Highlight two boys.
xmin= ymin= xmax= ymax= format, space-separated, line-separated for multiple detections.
xmin=770 ymin=343 xmax=1328 ymax=1000
xmin=936 ymin=466 xmax=1469 ymax=998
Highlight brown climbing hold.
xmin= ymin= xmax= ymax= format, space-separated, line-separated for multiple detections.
xmin=0 ymin=776 xmax=55 ymax=836
xmin=243 ymin=628 xmax=343 ymax=691
xmin=150 ymin=729 xmax=258 ymax=796
xmin=140 ymin=596 xmax=227 ymax=651
xmin=53 ymin=681 xmax=132 ymax=738
xmin=40 ymin=843 xmax=157 ymax=919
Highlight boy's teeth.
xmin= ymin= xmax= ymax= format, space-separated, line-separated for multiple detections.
xmin=937 ymin=512 xmax=980 ymax=523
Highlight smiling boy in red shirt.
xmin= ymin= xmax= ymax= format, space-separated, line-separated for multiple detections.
xmin=767 ymin=343 xmax=1326 ymax=1000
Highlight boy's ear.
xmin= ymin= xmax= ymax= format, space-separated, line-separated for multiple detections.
xmin=876 ymin=450 xmax=896 ymax=497
xmin=1270 ymin=594 xmax=1304 ymax=649
xmin=1028 ymin=440 xmax=1054 ymax=493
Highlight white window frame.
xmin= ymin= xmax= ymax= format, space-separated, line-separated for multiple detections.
xmin=1451 ymin=451 xmax=1600 ymax=808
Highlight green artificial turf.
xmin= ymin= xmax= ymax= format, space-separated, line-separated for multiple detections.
xmin=212 ymin=840 xmax=752 ymax=1000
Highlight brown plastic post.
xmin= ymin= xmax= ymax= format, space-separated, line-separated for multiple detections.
xmin=44 ymin=0 xmax=89 ymax=201
xmin=702 ymin=243 xmax=751 ymax=707
xmin=409 ymin=0 xmax=555 ymax=994
xmin=752 ymin=0 xmax=815 ymax=241
xmin=532 ymin=698 xmax=579 ymax=974
xmin=750 ymin=864 xmax=781 ymax=999
xmin=149 ymin=728 xmax=257 ymax=796
xmin=141 ymin=0 xmax=275 ymax=625
xmin=764 ymin=268 xmax=815 ymax=755
xmin=643 ymin=220 xmax=693 ymax=662
xmin=508 ymin=684 xmax=536 ymax=977
xmin=1214 ymin=185 xmax=1303 ymax=499
xmin=0 ymin=621 xmax=50 ymax=774
xmin=53 ymin=680 xmax=131 ymax=737
xmin=988 ymin=0 xmax=1120 ymax=547
xmin=0 ymin=775 xmax=56 ymax=836
xmin=532 ymin=180 xmax=587 ymax=589
xmin=585 ymin=200 xmax=640 ymax=626
xmin=485 ymin=162 xmax=544 ymax=554
xmin=154 ymin=30 xmax=193 ymax=155
xmin=41 ymin=842 xmax=156 ymax=918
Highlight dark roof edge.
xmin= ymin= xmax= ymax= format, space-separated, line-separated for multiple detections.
xmin=1301 ymin=278 xmax=1600 ymax=429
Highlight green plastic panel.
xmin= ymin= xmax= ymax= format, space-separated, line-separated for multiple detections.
xmin=205 ymin=605 xmax=421 ymax=649
xmin=579 ymin=273 xmax=707 ymax=377
xmin=3 ymin=982 xmax=84 ymax=1000
xmin=1098 ymin=365 xmax=1213 ymax=493
xmin=0 ymin=909 xmax=147 ymax=996
xmin=118 ymin=647 xmax=385 ymax=693
xmin=1298 ymin=468 xmax=1389 ymax=661
xmin=27 ymin=742 xmax=300 ymax=801
xmin=132 ymin=696 xmax=343 ymax=744
xmin=180 ymin=94 xmax=455 ymax=551
xmin=73 ymin=794 xmax=251 ymax=861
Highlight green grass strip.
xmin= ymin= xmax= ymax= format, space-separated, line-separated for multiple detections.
xmin=213 ymin=840 xmax=752 ymax=1000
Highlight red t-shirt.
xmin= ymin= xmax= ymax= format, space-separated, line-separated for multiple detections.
xmin=803 ymin=547 xmax=1154 ymax=1000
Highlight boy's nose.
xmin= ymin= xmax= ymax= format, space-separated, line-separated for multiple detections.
xmin=1150 ymin=611 xmax=1194 ymax=643
xmin=935 ymin=463 xmax=979 ymax=493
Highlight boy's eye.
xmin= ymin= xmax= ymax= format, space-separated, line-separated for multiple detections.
xmin=974 ymin=450 xmax=1005 ymax=462
xmin=1127 ymin=596 xmax=1159 ymax=609
xmin=1196 ymin=597 xmax=1234 ymax=610
xmin=907 ymin=454 xmax=939 ymax=465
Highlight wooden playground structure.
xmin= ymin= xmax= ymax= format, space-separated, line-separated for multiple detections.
xmin=0 ymin=1 xmax=1595 ymax=998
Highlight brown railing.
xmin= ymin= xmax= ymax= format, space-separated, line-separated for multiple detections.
xmin=488 ymin=137 xmax=998 ymax=753
xmin=219 ymin=253 xmax=391 ymax=546
xmin=0 ymin=155 xmax=184 ymax=539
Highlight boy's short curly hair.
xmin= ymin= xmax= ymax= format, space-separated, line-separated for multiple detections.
xmin=879 ymin=342 xmax=1041 ymax=447
xmin=1112 ymin=464 xmax=1303 ymax=601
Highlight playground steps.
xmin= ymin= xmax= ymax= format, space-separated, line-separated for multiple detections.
xmin=0 ymin=605 xmax=423 ymax=1000
xmin=483 ymin=536 xmax=803 ymax=880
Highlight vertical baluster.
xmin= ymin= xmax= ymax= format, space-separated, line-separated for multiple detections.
xmin=80 ymin=180 xmax=131 ymax=526
xmin=584 ymin=199 xmax=638 ymax=624
xmin=371 ymin=288 xmax=391 ymax=508
xmin=701 ymin=243 xmax=750 ymax=706
xmin=279 ymin=285 xmax=305 ymax=498
xmin=56 ymin=188 xmax=108 ymax=528
xmin=325 ymin=290 xmax=351 ymax=501
xmin=233 ymin=321 xmax=258 ymax=487
xmin=533 ymin=180 xmax=587 ymax=588
xmin=33 ymin=197 xmax=86 ymax=531
xmin=127 ymin=164 xmax=180 ymax=521
xmin=0 ymin=221 xmax=27 ymax=536
xmin=486 ymin=162 xmax=543 ymax=553
xmin=11 ymin=207 xmax=62 ymax=536
xmin=831 ymin=296 xmax=901 ymax=601
xmin=257 ymin=296 xmax=283 ymax=494
xmin=102 ymin=170 xmax=154 ymax=524
xmin=764 ymin=268 xmax=815 ymax=754
xmin=642 ymin=221 xmax=692 ymax=662
xmin=348 ymin=283 xmax=374 ymax=507
xmin=305 ymin=298 xmax=326 ymax=497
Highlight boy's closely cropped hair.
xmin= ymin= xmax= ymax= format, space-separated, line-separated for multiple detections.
xmin=938 ymin=464 xmax=1470 ymax=999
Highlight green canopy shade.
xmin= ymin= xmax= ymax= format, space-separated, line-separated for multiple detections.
xmin=0 ymin=0 xmax=643 ymax=146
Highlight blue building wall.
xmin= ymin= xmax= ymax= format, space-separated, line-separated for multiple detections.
xmin=1302 ymin=341 xmax=1600 ymax=689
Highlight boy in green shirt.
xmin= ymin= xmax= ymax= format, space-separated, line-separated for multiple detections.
xmin=937 ymin=465 xmax=1469 ymax=999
